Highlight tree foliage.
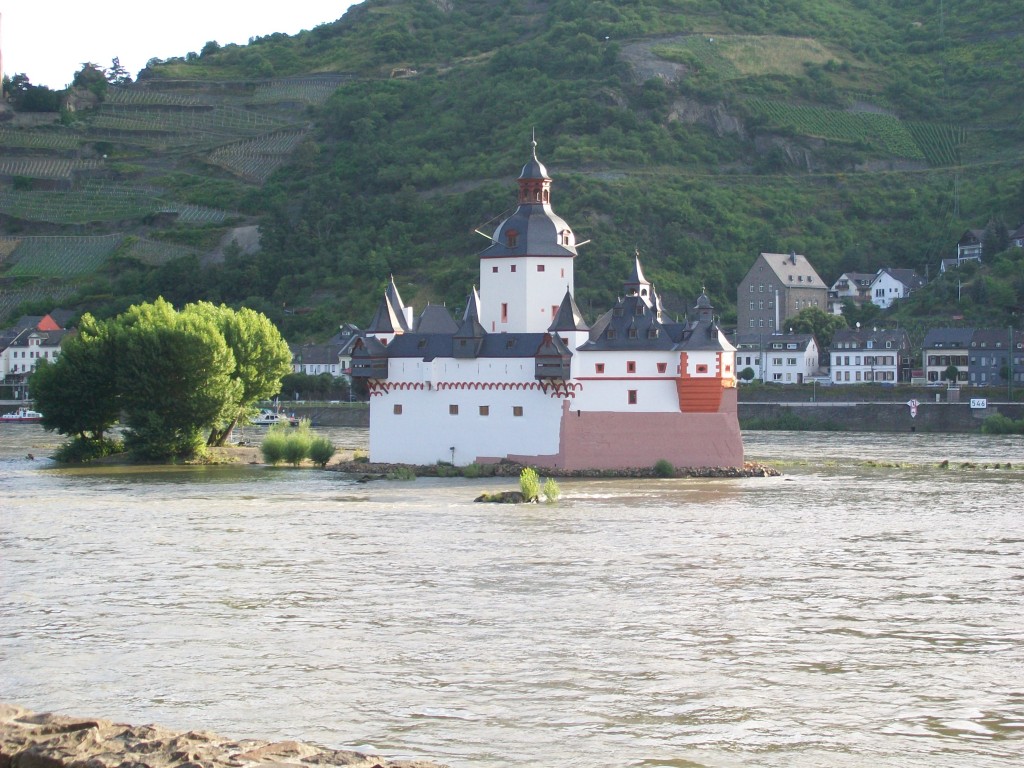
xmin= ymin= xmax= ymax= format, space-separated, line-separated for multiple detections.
xmin=31 ymin=298 xmax=291 ymax=461
xmin=786 ymin=306 xmax=848 ymax=349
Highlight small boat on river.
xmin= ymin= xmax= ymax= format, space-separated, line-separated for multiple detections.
xmin=1 ymin=406 xmax=44 ymax=423
xmin=248 ymin=408 xmax=299 ymax=427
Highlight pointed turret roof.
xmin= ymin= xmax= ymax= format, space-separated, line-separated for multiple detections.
xmin=548 ymin=289 xmax=589 ymax=332
xmin=623 ymin=250 xmax=653 ymax=306
xmin=365 ymin=275 xmax=411 ymax=334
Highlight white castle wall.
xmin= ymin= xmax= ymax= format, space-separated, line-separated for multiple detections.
xmin=369 ymin=356 xmax=563 ymax=465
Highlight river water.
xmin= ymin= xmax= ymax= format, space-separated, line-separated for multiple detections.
xmin=1 ymin=427 xmax=1022 ymax=768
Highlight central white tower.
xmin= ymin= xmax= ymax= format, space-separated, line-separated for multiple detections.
xmin=478 ymin=140 xmax=578 ymax=333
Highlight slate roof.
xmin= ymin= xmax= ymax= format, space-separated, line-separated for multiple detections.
xmin=365 ymin=276 xmax=411 ymax=334
xmin=549 ymin=289 xmax=589 ymax=332
xmin=479 ymin=146 xmax=577 ymax=259
xmin=831 ymin=327 xmax=910 ymax=350
xmin=414 ymin=304 xmax=459 ymax=334
xmin=878 ymin=267 xmax=926 ymax=290
xmin=922 ymin=327 xmax=975 ymax=348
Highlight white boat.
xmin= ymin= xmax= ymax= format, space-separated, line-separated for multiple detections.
xmin=249 ymin=408 xmax=299 ymax=427
xmin=1 ymin=406 xmax=44 ymax=423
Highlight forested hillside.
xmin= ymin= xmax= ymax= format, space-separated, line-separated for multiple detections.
xmin=1 ymin=0 xmax=1022 ymax=338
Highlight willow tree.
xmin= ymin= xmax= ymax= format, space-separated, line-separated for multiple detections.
xmin=112 ymin=298 xmax=243 ymax=460
xmin=185 ymin=302 xmax=293 ymax=446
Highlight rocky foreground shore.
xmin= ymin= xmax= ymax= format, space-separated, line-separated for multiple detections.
xmin=0 ymin=704 xmax=445 ymax=768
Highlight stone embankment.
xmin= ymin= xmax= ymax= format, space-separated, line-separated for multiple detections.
xmin=0 ymin=704 xmax=445 ymax=768
xmin=330 ymin=460 xmax=778 ymax=479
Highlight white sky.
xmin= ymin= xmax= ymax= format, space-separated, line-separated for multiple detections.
xmin=2 ymin=2 xmax=362 ymax=89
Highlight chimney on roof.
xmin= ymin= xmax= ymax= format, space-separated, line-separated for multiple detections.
xmin=789 ymin=250 xmax=797 ymax=264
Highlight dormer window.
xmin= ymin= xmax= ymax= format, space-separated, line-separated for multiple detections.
xmin=628 ymin=328 xmax=638 ymax=339
xmin=506 ymin=230 xmax=518 ymax=247
xmin=607 ymin=329 xmax=616 ymax=339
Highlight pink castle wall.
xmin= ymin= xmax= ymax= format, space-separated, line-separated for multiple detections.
xmin=504 ymin=391 xmax=744 ymax=470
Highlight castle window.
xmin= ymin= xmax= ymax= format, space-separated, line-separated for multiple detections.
xmin=627 ymin=361 xmax=636 ymax=373
xmin=537 ymin=264 xmax=545 ymax=272
xmin=393 ymin=404 xmax=403 ymax=415
xmin=696 ymin=364 xmax=709 ymax=374
xmin=507 ymin=230 xmax=518 ymax=247
xmin=595 ymin=363 xmax=605 ymax=373
xmin=657 ymin=362 xmax=667 ymax=373
xmin=479 ymin=405 xmax=490 ymax=416
xmin=501 ymin=303 xmax=508 ymax=323
xmin=449 ymin=404 xmax=459 ymax=415
xmin=492 ymin=266 xmax=498 ymax=273
xmin=513 ymin=406 xmax=524 ymax=417
xmin=627 ymin=390 xmax=637 ymax=405
xmin=511 ymin=264 xmax=516 ymax=272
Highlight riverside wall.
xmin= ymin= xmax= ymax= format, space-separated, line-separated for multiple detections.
xmin=289 ymin=398 xmax=1023 ymax=433
xmin=739 ymin=400 xmax=1024 ymax=433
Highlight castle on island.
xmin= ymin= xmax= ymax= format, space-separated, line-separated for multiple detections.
xmin=350 ymin=142 xmax=744 ymax=470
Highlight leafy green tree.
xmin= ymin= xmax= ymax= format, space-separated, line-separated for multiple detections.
xmin=113 ymin=298 xmax=242 ymax=460
xmin=107 ymin=57 xmax=132 ymax=85
xmin=72 ymin=62 xmax=108 ymax=99
xmin=185 ymin=302 xmax=293 ymax=445
xmin=30 ymin=315 xmax=120 ymax=441
xmin=839 ymin=299 xmax=882 ymax=332
xmin=787 ymin=306 xmax=848 ymax=349
xmin=944 ymin=364 xmax=960 ymax=384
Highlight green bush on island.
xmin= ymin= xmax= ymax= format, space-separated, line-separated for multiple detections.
xmin=385 ymin=466 xmax=416 ymax=481
xmin=542 ymin=476 xmax=561 ymax=502
xmin=52 ymin=436 xmax=124 ymax=463
xmin=653 ymin=459 xmax=676 ymax=478
xmin=260 ymin=429 xmax=288 ymax=465
xmin=308 ymin=436 xmax=337 ymax=468
xmin=520 ymin=467 xmax=540 ymax=501
xmin=260 ymin=419 xmax=334 ymax=467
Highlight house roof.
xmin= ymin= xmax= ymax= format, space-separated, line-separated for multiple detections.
xmin=831 ymin=327 xmax=910 ymax=349
xmin=970 ymin=328 xmax=1015 ymax=348
xmin=876 ymin=268 xmax=926 ymax=290
xmin=756 ymin=251 xmax=826 ymax=288
xmin=922 ymin=327 xmax=975 ymax=348
xmin=291 ymin=343 xmax=341 ymax=366
xmin=738 ymin=332 xmax=817 ymax=351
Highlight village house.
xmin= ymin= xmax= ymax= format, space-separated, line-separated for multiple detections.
xmin=829 ymin=327 xmax=911 ymax=384
xmin=736 ymin=251 xmax=827 ymax=333
xmin=0 ymin=312 xmax=74 ymax=398
xmin=827 ymin=271 xmax=874 ymax=315
xmin=350 ymin=143 xmax=743 ymax=470
xmin=734 ymin=332 xmax=819 ymax=384
xmin=869 ymin=267 xmax=926 ymax=309
xmin=921 ymin=327 xmax=973 ymax=384
xmin=966 ymin=328 xmax=1018 ymax=388
xmin=290 ymin=342 xmax=344 ymax=377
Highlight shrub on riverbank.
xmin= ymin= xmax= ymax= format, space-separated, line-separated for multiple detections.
xmin=981 ymin=413 xmax=1024 ymax=434
xmin=260 ymin=420 xmax=335 ymax=467
xmin=52 ymin=436 xmax=124 ymax=463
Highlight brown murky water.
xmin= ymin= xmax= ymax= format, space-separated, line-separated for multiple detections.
xmin=2 ymin=427 xmax=1022 ymax=767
